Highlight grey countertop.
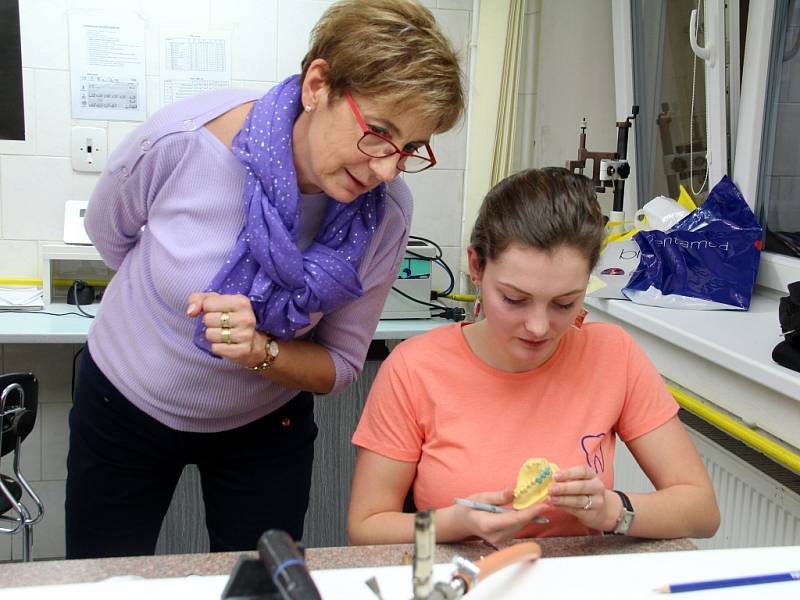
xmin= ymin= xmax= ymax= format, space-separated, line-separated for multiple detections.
xmin=0 ymin=536 xmax=694 ymax=588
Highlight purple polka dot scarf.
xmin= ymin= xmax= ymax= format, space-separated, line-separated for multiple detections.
xmin=193 ymin=74 xmax=385 ymax=353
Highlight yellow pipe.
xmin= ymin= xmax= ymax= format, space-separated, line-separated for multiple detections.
xmin=0 ymin=277 xmax=109 ymax=287
xmin=442 ymin=293 xmax=478 ymax=302
xmin=0 ymin=278 xmax=41 ymax=286
xmin=668 ymin=384 xmax=800 ymax=474
xmin=53 ymin=278 xmax=109 ymax=288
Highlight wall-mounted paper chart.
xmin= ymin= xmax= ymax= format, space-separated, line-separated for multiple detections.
xmin=159 ymin=28 xmax=231 ymax=106
xmin=68 ymin=12 xmax=146 ymax=121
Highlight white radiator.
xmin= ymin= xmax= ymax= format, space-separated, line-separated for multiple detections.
xmin=613 ymin=427 xmax=800 ymax=549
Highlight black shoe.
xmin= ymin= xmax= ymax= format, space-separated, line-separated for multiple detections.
xmin=772 ymin=281 xmax=800 ymax=372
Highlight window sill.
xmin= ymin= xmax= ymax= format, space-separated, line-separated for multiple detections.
xmin=757 ymin=251 xmax=800 ymax=295
xmin=585 ymin=288 xmax=800 ymax=451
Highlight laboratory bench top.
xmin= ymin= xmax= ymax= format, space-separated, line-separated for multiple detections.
xmin=0 ymin=536 xmax=694 ymax=588
xmin=0 ymin=304 xmax=449 ymax=344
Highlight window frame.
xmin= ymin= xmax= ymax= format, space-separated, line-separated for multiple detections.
xmin=733 ymin=0 xmax=800 ymax=292
xmin=612 ymin=0 xmax=732 ymax=214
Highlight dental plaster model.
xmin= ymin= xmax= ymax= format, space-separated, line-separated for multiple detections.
xmin=512 ymin=458 xmax=559 ymax=509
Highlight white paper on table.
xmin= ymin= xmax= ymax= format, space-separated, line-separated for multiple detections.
xmin=0 ymin=287 xmax=43 ymax=310
xmin=0 ymin=546 xmax=798 ymax=599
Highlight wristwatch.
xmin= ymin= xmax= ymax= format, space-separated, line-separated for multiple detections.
xmin=251 ymin=334 xmax=280 ymax=372
xmin=606 ymin=490 xmax=635 ymax=535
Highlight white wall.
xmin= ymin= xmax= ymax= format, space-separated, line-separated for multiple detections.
xmin=513 ymin=0 xmax=617 ymax=214
xmin=511 ymin=0 xmax=541 ymax=173
xmin=0 ymin=0 xmax=472 ymax=293
xmin=0 ymin=0 xmax=473 ymax=561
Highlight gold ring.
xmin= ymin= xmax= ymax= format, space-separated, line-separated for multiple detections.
xmin=582 ymin=495 xmax=593 ymax=511
xmin=220 ymin=312 xmax=230 ymax=328
xmin=221 ymin=327 xmax=232 ymax=344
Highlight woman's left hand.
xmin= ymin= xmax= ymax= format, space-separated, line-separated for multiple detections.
xmin=546 ymin=465 xmax=617 ymax=531
xmin=187 ymin=291 xmax=265 ymax=368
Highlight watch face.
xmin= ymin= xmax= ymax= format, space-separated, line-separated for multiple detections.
xmin=617 ymin=511 xmax=635 ymax=534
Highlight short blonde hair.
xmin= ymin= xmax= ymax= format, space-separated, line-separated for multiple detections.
xmin=301 ymin=0 xmax=464 ymax=133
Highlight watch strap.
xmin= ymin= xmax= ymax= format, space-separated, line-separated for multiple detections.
xmin=250 ymin=335 xmax=278 ymax=372
xmin=615 ymin=489 xmax=633 ymax=512
xmin=606 ymin=490 xmax=635 ymax=535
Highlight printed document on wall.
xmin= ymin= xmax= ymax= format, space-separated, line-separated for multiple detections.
xmin=159 ymin=28 xmax=231 ymax=107
xmin=68 ymin=12 xmax=146 ymax=121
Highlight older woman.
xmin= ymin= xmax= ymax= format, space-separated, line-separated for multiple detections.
xmin=67 ymin=0 xmax=464 ymax=558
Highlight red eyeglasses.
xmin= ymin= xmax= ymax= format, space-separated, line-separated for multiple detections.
xmin=345 ymin=91 xmax=437 ymax=174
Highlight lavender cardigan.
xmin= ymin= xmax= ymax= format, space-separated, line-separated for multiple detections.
xmin=84 ymin=89 xmax=412 ymax=432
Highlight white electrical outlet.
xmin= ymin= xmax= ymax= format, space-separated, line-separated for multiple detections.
xmin=71 ymin=126 xmax=107 ymax=173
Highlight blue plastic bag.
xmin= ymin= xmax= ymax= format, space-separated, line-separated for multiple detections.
xmin=623 ymin=176 xmax=762 ymax=310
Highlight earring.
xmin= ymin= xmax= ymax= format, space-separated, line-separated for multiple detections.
xmin=572 ymin=308 xmax=588 ymax=330
xmin=304 ymin=105 xmax=313 ymax=113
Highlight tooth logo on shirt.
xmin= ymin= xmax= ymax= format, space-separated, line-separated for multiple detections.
xmin=581 ymin=433 xmax=606 ymax=473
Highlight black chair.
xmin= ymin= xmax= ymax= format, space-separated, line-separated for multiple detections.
xmin=0 ymin=373 xmax=44 ymax=561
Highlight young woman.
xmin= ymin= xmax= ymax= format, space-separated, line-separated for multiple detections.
xmin=349 ymin=168 xmax=720 ymax=546
xmin=68 ymin=0 xmax=464 ymax=558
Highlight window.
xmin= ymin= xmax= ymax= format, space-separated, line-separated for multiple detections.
xmin=632 ymin=0 xmax=712 ymax=203
xmin=756 ymin=0 xmax=800 ymax=259
xmin=618 ymin=0 xmax=800 ymax=292
xmin=616 ymin=0 xmax=735 ymax=211
xmin=734 ymin=0 xmax=800 ymax=291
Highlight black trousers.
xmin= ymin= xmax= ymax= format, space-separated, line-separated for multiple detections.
xmin=65 ymin=347 xmax=317 ymax=559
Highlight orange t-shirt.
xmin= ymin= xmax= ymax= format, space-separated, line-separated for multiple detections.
xmin=352 ymin=322 xmax=678 ymax=537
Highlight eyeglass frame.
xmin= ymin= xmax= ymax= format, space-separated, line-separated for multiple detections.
xmin=344 ymin=91 xmax=437 ymax=173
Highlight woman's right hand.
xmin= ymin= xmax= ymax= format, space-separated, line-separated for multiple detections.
xmin=452 ymin=488 xmax=545 ymax=546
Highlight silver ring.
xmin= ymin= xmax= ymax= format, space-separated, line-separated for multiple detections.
xmin=221 ymin=327 xmax=232 ymax=344
xmin=220 ymin=312 xmax=230 ymax=328
xmin=582 ymin=495 xmax=593 ymax=510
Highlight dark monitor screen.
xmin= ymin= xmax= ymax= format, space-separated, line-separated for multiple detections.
xmin=0 ymin=0 xmax=25 ymax=141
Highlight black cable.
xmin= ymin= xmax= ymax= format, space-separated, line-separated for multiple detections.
xmin=74 ymin=304 xmax=95 ymax=318
xmin=70 ymin=281 xmax=95 ymax=319
xmin=407 ymin=235 xmax=443 ymax=261
xmin=432 ymin=308 xmax=466 ymax=321
xmin=433 ymin=258 xmax=455 ymax=296
xmin=391 ymin=285 xmax=444 ymax=309
xmin=0 ymin=310 xmax=92 ymax=317
xmin=391 ymin=285 xmax=465 ymax=322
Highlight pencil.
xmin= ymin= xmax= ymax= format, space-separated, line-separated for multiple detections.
xmin=656 ymin=570 xmax=800 ymax=593
xmin=453 ymin=498 xmax=515 ymax=513
xmin=452 ymin=498 xmax=549 ymax=523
